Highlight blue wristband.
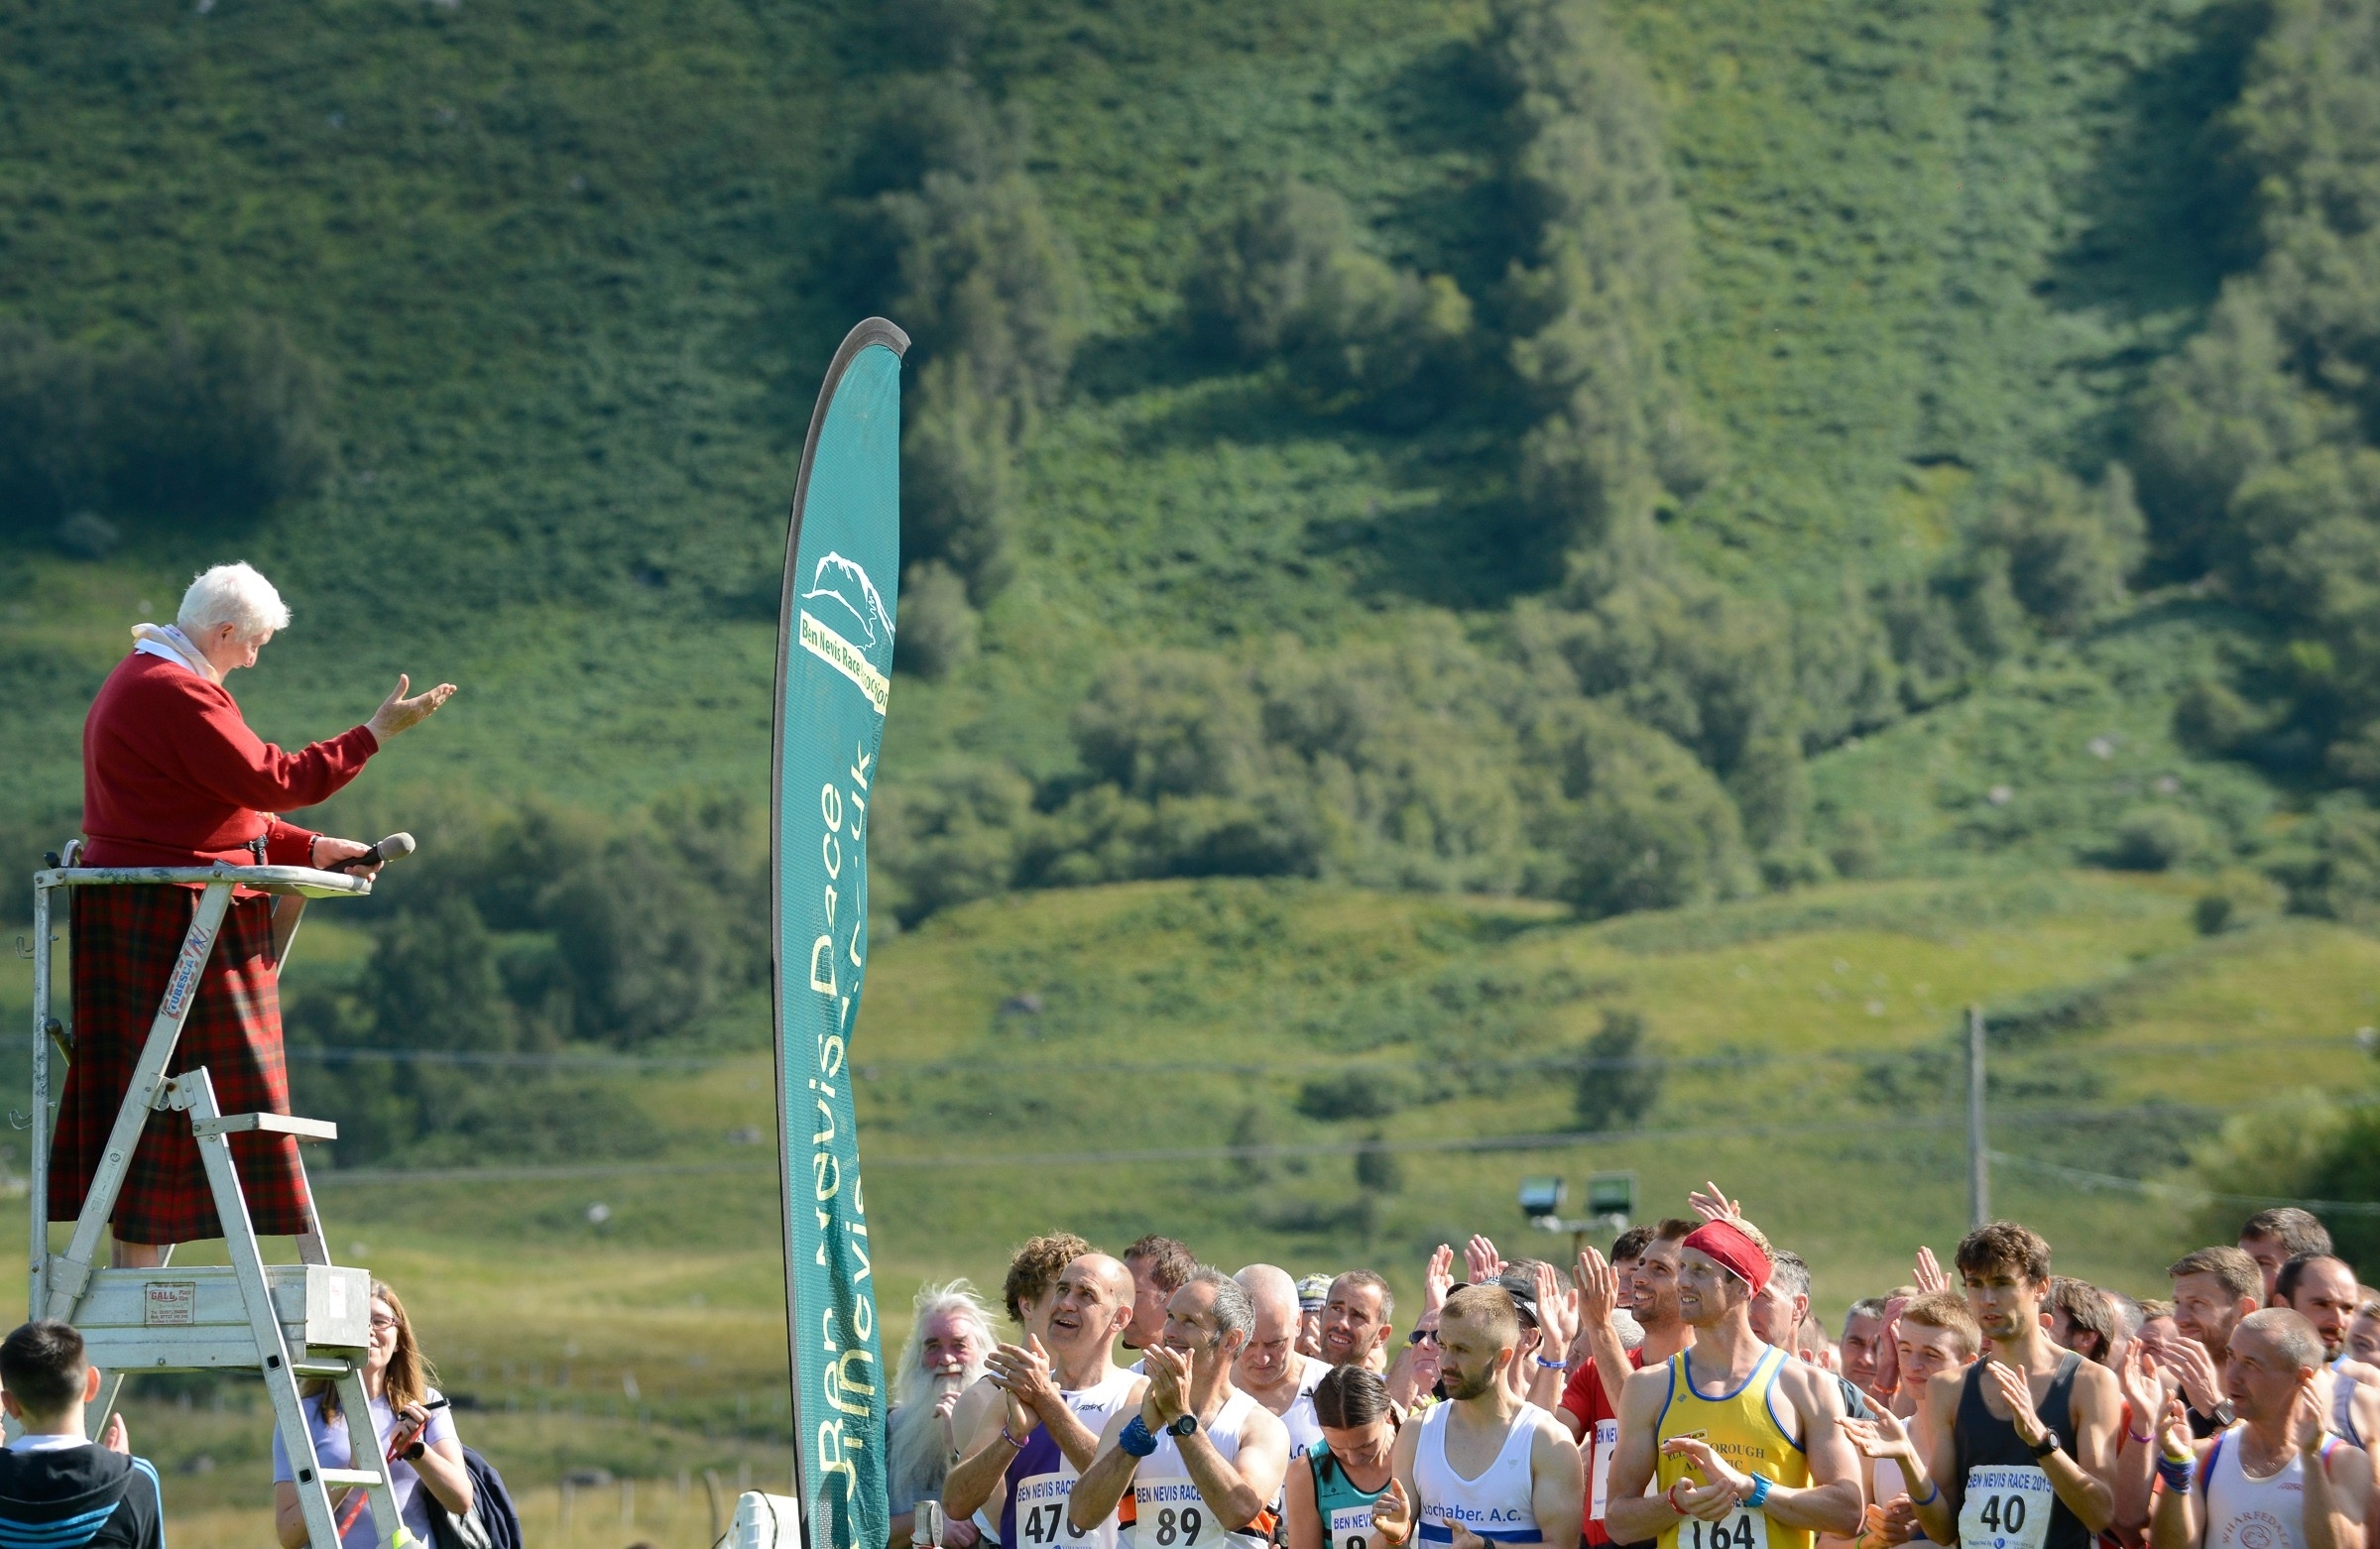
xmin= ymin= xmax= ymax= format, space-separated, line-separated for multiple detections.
xmin=1120 ymin=1415 xmax=1158 ymax=1459
xmin=1744 ymin=1475 xmax=1772 ymax=1510
xmin=2157 ymin=1455 xmax=2193 ymax=1494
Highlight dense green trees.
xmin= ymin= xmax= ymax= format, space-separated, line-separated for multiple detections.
xmin=853 ymin=75 xmax=1086 ymax=642
xmin=2135 ymin=0 xmax=2380 ymax=789
xmin=0 ymin=315 xmax=328 ymax=548
xmin=1187 ymin=179 xmax=1473 ymax=419
xmin=1489 ymin=0 xmax=1713 ymax=557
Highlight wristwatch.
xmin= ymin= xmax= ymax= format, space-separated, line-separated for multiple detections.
xmin=1166 ymin=1413 xmax=1198 ymax=1438
xmin=2028 ymin=1430 xmax=2062 ymax=1459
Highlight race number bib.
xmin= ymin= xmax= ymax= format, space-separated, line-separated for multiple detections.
xmin=1017 ymin=1472 xmax=1116 ymax=1549
xmin=1680 ymin=1511 xmax=1769 ymax=1549
xmin=1329 ymin=1503 xmax=1375 ymax=1549
xmin=1959 ymin=1467 xmax=2055 ymax=1549
xmin=1590 ymin=1418 xmax=1619 ymax=1522
xmin=1133 ymin=1479 xmax=1209 ymax=1549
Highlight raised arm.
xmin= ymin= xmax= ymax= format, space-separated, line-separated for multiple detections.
xmin=1993 ymin=1360 xmax=2115 ymax=1534
xmin=943 ymin=1375 xmax=1026 ymax=1522
xmin=1179 ymin=1405 xmax=1290 ymax=1532
xmin=1605 ymin=1364 xmax=1680 ymax=1545
xmin=2147 ymin=1400 xmax=2205 ymax=1549
xmin=1067 ymin=1405 xmax=1145 ymax=1536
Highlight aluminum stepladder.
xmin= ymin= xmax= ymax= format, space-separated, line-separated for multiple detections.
xmin=28 ymin=858 xmax=403 ymax=1549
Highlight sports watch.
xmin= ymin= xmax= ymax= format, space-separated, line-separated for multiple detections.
xmin=1165 ymin=1413 xmax=1198 ymax=1438
xmin=2028 ymin=1430 xmax=2063 ymax=1459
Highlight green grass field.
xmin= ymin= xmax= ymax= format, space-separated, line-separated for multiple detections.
xmin=5 ymin=868 xmax=2369 ymax=1543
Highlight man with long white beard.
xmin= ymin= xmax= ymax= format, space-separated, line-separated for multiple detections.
xmin=891 ymin=1281 xmax=1002 ymax=1548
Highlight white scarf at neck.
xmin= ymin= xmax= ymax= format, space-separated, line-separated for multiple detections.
xmin=130 ymin=622 xmax=219 ymax=683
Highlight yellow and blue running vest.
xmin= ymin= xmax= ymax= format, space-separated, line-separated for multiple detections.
xmin=1652 ymin=1346 xmax=1813 ymax=1549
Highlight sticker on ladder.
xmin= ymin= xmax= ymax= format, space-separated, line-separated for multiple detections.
xmin=143 ymin=1282 xmax=196 ymax=1326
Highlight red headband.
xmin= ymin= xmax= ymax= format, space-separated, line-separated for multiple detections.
xmin=1683 ymin=1221 xmax=1773 ymax=1296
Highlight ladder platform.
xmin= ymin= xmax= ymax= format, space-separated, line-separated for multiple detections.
xmin=189 ymin=1113 xmax=337 ymax=1141
xmin=33 ymin=864 xmax=374 ymax=900
xmin=75 ymin=1263 xmax=371 ymax=1370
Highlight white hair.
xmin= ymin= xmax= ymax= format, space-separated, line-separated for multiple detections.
xmin=886 ymin=1279 xmax=997 ymax=1514
xmin=178 ymin=562 xmax=290 ymax=641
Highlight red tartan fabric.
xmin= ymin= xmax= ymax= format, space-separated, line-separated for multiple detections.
xmin=51 ymin=885 xmax=312 ymax=1245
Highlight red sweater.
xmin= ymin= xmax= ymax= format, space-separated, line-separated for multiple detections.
xmin=80 ymin=652 xmax=380 ymax=868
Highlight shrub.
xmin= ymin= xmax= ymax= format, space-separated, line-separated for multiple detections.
xmin=2105 ymin=805 xmax=2213 ymax=872
xmin=1294 ymin=1068 xmax=1417 ymax=1122
xmin=894 ymin=558 xmax=982 ymax=680
xmin=1574 ymin=1009 xmax=1660 ymax=1132
xmin=96 ymin=315 xmax=331 ymax=521
xmin=1185 ymin=179 xmax=1472 ymax=413
xmin=1968 ymin=464 xmax=2146 ymax=635
xmin=0 ymin=315 xmax=327 ymax=536
xmin=1527 ymin=699 xmax=1752 ymax=915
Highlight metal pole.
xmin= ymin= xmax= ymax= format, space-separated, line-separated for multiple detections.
xmin=1966 ymin=1004 xmax=1988 ymax=1227
xmin=28 ymin=878 xmax=52 ymax=1321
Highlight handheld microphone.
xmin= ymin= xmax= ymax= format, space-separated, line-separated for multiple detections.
xmin=326 ymin=832 xmax=416 ymax=873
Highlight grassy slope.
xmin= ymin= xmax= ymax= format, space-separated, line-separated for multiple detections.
xmin=6 ymin=870 xmax=2373 ymax=1544
xmin=0 ymin=0 xmax=2349 ymax=1540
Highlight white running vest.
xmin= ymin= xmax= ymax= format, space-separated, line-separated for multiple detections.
xmin=1413 ymin=1400 xmax=1547 ymax=1546
xmin=2202 ymin=1424 xmax=2341 ymax=1549
xmin=1130 ymin=1390 xmax=1269 ymax=1549
xmin=1278 ymin=1359 xmax=1327 ymax=1457
xmin=1012 ymin=1370 xmax=1142 ymax=1549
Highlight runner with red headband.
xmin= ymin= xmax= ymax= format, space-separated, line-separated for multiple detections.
xmin=1605 ymin=1219 xmax=1864 ymax=1549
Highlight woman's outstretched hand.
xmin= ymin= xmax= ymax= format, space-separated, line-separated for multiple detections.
xmin=368 ymin=674 xmax=457 ymax=741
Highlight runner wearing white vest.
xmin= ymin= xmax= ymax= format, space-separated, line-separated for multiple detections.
xmin=1072 ymin=1266 xmax=1292 ymax=1549
xmin=2146 ymin=1309 xmax=2368 ymax=1549
xmin=952 ymin=1251 xmax=1142 ymax=1549
xmin=1239 ymin=1266 xmax=1332 ymax=1456
xmin=1371 ymin=1283 xmax=1582 ymax=1549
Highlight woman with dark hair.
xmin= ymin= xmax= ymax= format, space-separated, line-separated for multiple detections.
xmin=1284 ymin=1367 xmax=1400 ymax=1549
xmin=270 ymin=1280 xmax=473 ymax=1549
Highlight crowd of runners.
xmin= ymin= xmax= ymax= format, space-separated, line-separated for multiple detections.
xmin=883 ymin=1196 xmax=2380 ymax=1549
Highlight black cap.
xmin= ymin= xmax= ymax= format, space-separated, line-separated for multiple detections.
xmin=1447 ymin=1277 xmax=1541 ymax=1330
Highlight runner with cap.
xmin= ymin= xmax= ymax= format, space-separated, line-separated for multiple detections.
xmin=1301 ymin=1279 xmax=1335 ymax=1363
xmin=1605 ymin=1218 xmax=1864 ymax=1549
xmin=1839 ymin=1222 xmax=2122 ymax=1549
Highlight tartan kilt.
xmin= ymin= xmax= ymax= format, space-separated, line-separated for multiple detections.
xmin=50 ymin=885 xmax=312 ymax=1245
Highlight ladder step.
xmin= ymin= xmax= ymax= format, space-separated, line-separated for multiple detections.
xmin=317 ymin=1469 xmax=385 ymax=1488
xmin=190 ymin=1113 xmax=338 ymax=1141
xmin=291 ymin=1362 xmax=356 ymax=1379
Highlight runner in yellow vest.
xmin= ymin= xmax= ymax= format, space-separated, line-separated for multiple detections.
xmin=1606 ymin=1221 xmax=1864 ymax=1549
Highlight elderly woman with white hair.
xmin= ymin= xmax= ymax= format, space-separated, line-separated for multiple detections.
xmin=887 ymin=1278 xmax=999 ymax=1549
xmin=52 ymin=562 xmax=455 ymax=1266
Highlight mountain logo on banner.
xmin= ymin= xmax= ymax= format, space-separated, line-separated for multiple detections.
xmin=798 ymin=551 xmax=893 ymax=715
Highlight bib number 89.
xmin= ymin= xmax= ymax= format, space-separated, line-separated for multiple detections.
xmin=1154 ymin=1508 xmax=1204 ymax=1546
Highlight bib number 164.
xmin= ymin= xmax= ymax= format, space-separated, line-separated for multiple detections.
xmin=1685 ymin=1513 xmax=1765 ymax=1549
